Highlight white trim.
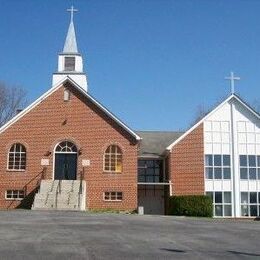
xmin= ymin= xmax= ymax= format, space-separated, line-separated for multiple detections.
xmin=52 ymin=140 xmax=78 ymax=180
xmin=231 ymin=102 xmax=239 ymax=217
xmin=138 ymin=155 xmax=163 ymax=159
xmin=7 ymin=143 xmax=26 ymax=171
xmin=55 ymin=151 xmax=77 ymax=154
xmin=103 ymin=144 xmax=123 ymax=173
xmin=0 ymin=76 xmax=141 ymax=141
xmin=68 ymin=77 xmax=141 ymax=140
xmin=103 ymin=191 xmax=123 ymax=201
xmin=5 ymin=190 xmax=25 ymax=200
xmin=169 ymin=180 xmax=173 ymax=196
xmin=166 ymin=94 xmax=260 ymax=151
xmin=5 ymin=198 xmax=23 ymax=201
xmin=6 ymin=169 xmax=26 ymax=172
xmin=0 ymin=82 xmax=61 ymax=135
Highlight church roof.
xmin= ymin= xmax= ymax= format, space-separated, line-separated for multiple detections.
xmin=0 ymin=77 xmax=141 ymax=141
xmin=166 ymin=94 xmax=260 ymax=151
xmin=63 ymin=21 xmax=78 ymax=53
xmin=137 ymin=131 xmax=183 ymax=158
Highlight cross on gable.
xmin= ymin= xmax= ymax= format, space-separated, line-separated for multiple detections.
xmin=225 ymin=71 xmax=240 ymax=94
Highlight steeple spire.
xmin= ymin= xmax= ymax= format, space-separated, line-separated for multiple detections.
xmin=63 ymin=6 xmax=78 ymax=53
xmin=52 ymin=6 xmax=88 ymax=91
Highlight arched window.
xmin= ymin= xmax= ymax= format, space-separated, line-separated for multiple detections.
xmin=55 ymin=141 xmax=77 ymax=153
xmin=104 ymin=145 xmax=122 ymax=173
xmin=8 ymin=143 xmax=26 ymax=170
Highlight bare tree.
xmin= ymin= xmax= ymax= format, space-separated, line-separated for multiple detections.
xmin=0 ymin=81 xmax=27 ymax=126
xmin=190 ymin=96 xmax=260 ymax=128
xmin=190 ymin=104 xmax=210 ymax=127
xmin=190 ymin=94 xmax=229 ymax=127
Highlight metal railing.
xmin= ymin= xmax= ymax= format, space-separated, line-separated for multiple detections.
xmin=8 ymin=168 xmax=46 ymax=210
xmin=78 ymin=171 xmax=84 ymax=210
xmin=54 ymin=180 xmax=62 ymax=209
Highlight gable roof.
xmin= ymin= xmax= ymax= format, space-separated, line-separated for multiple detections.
xmin=137 ymin=131 xmax=183 ymax=158
xmin=166 ymin=94 xmax=260 ymax=151
xmin=0 ymin=77 xmax=141 ymax=141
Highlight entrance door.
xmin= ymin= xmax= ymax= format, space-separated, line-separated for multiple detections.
xmin=54 ymin=153 xmax=77 ymax=180
xmin=54 ymin=141 xmax=78 ymax=180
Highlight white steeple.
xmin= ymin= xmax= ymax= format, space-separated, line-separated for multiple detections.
xmin=52 ymin=6 xmax=88 ymax=91
xmin=63 ymin=22 xmax=78 ymax=53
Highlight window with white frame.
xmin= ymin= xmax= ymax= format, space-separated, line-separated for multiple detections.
xmin=206 ymin=191 xmax=232 ymax=217
xmin=5 ymin=190 xmax=25 ymax=200
xmin=8 ymin=143 xmax=26 ymax=170
xmin=56 ymin=141 xmax=77 ymax=153
xmin=237 ymin=121 xmax=260 ymax=152
xmin=241 ymin=192 xmax=260 ymax=217
xmin=237 ymin=121 xmax=260 ymax=177
xmin=204 ymin=121 xmax=231 ymax=155
xmin=104 ymin=145 xmax=122 ymax=173
xmin=64 ymin=89 xmax=71 ymax=101
xmin=239 ymin=155 xmax=260 ymax=180
xmin=205 ymin=154 xmax=231 ymax=179
xmin=103 ymin=192 xmax=123 ymax=201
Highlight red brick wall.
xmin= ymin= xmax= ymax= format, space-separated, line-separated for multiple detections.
xmin=0 ymin=82 xmax=138 ymax=210
xmin=168 ymin=124 xmax=204 ymax=195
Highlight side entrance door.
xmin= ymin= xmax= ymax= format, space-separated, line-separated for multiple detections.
xmin=54 ymin=153 xmax=77 ymax=180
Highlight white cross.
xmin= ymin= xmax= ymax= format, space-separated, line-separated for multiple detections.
xmin=67 ymin=5 xmax=78 ymax=23
xmin=225 ymin=71 xmax=240 ymax=94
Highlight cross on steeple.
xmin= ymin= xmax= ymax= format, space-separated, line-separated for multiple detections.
xmin=67 ymin=5 xmax=78 ymax=23
xmin=225 ymin=71 xmax=240 ymax=94
xmin=52 ymin=5 xmax=87 ymax=90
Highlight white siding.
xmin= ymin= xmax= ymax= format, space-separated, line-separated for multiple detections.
xmin=204 ymin=98 xmax=260 ymax=217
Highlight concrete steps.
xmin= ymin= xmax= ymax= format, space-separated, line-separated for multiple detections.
xmin=32 ymin=180 xmax=86 ymax=211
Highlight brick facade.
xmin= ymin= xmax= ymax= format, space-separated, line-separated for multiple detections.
xmin=168 ymin=124 xmax=204 ymax=195
xmin=0 ymin=82 xmax=138 ymax=210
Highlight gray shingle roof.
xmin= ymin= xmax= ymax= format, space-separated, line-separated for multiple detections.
xmin=136 ymin=131 xmax=184 ymax=158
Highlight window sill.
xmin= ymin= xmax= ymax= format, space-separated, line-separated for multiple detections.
xmin=5 ymin=198 xmax=24 ymax=201
xmin=6 ymin=169 xmax=26 ymax=172
xmin=103 ymin=171 xmax=122 ymax=174
xmin=205 ymin=178 xmax=231 ymax=181
xmin=103 ymin=200 xmax=122 ymax=202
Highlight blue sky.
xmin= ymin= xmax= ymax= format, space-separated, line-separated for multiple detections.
xmin=0 ymin=0 xmax=259 ymax=131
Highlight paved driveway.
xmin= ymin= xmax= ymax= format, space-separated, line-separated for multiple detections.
xmin=0 ymin=210 xmax=259 ymax=259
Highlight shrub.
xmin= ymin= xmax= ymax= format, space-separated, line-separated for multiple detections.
xmin=168 ymin=195 xmax=213 ymax=217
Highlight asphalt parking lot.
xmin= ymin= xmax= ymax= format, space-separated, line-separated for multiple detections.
xmin=0 ymin=210 xmax=259 ymax=260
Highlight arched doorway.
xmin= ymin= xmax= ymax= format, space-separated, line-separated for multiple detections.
xmin=54 ymin=141 xmax=77 ymax=180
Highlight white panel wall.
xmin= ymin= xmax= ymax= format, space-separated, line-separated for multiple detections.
xmin=204 ymin=102 xmax=233 ymax=217
xmin=234 ymin=99 xmax=260 ymax=198
xmin=204 ymin=98 xmax=260 ymax=217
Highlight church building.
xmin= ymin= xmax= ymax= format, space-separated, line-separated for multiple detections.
xmin=0 ymin=8 xmax=259 ymax=218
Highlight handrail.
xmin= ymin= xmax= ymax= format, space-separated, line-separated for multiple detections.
xmin=55 ymin=180 xmax=62 ymax=209
xmin=78 ymin=171 xmax=83 ymax=209
xmin=8 ymin=167 xmax=46 ymax=209
xmin=37 ymin=167 xmax=46 ymax=194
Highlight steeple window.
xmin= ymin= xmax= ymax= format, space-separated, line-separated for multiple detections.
xmin=64 ymin=57 xmax=75 ymax=71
